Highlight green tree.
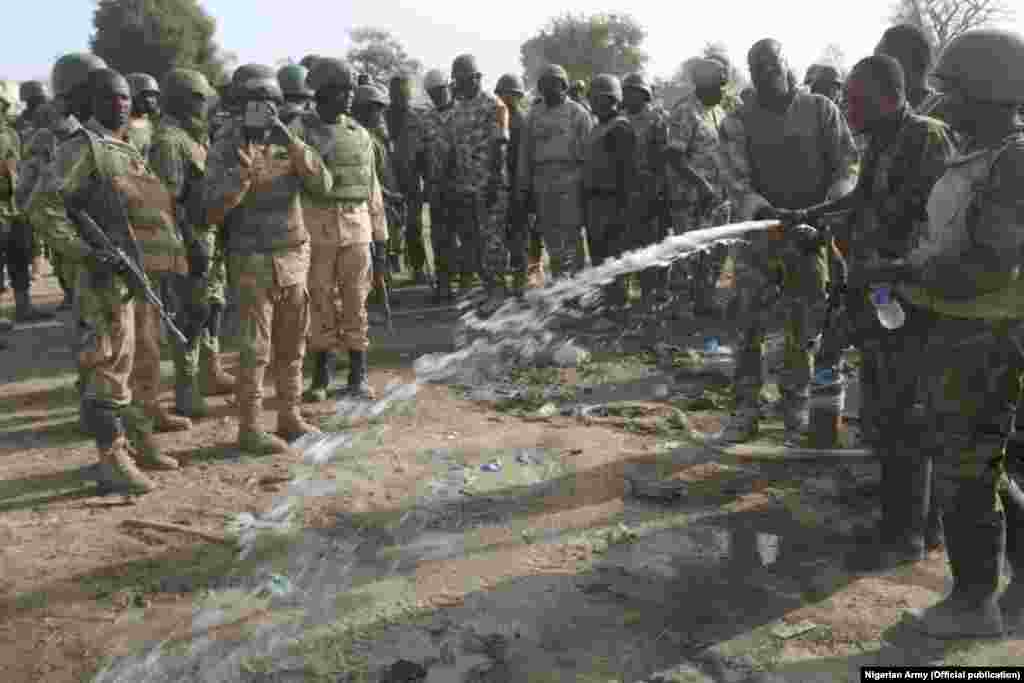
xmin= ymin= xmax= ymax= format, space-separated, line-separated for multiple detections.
xmin=90 ymin=0 xmax=232 ymax=85
xmin=519 ymin=13 xmax=649 ymax=88
xmin=345 ymin=27 xmax=423 ymax=84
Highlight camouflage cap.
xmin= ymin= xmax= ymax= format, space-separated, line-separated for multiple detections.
xmin=278 ymin=64 xmax=314 ymax=97
xmin=495 ymin=73 xmax=525 ymax=96
xmin=126 ymin=73 xmax=160 ymax=96
xmin=51 ymin=52 xmax=107 ymax=96
xmin=307 ymin=58 xmax=356 ymax=93
xmin=423 ymin=69 xmax=449 ymax=92
xmin=19 ymin=81 xmax=48 ymax=102
xmin=355 ymin=84 xmax=390 ymax=107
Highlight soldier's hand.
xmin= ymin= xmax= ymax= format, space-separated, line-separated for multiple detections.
xmin=237 ymin=145 xmax=255 ymax=184
xmin=187 ymin=239 xmax=211 ymax=279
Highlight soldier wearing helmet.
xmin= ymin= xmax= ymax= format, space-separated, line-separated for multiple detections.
xmin=277 ymin=64 xmax=314 ymax=125
xmin=494 ymin=73 xmax=533 ymax=297
xmin=13 ymin=81 xmax=52 ymax=288
xmin=440 ymin=54 xmax=512 ymax=315
xmin=716 ymin=38 xmax=858 ymax=446
xmin=517 ymin=64 xmax=593 ymax=282
xmin=851 ymin=29 xmax=1024 ymax=639
xmin=125 ymin=73 xmax=161 ymax=158
xmin=419 ymin=68 xmax=457 ymax=302
xmin=386 ymin=72 xmax=429 ymax=282
xmin=0 ymin=84 xmax=22 ymax=347
xmin=876 ymin=24 xmax=944 ymax=118
xmin=621 ymin=72 xmax=672 ymax=310
xmin=148 ymin=68 xmax=236 ymax=422
xmin=15 ymin=81 xmax=49 ymax=142
xmin=580 ymin=74 xmax=637 ymax=308
xmin=204 ymin=63 xmax=332 ymax=456
xmin=26 ymin=68 xmax=188 ymax=493
xmin=806 ymin=64 xmax=843 ymax=104
xmin=300 ymin=57 xmax=389 ymax=403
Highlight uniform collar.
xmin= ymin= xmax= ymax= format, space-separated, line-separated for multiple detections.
xmin=85 ymin=117 xmax=126 ymax=141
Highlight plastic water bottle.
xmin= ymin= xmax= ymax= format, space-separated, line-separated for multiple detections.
xmin=870 ymin=285 xmax=906 ymax=330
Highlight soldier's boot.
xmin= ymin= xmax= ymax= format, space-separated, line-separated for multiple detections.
xmin=848 ymin=452 xmax=929 ymax=571
xmin=173 ymin=338 xmax=209 ymax=419
xmin=140 ymin=399 xmax=192 ymax=433
xmin=14 ymin=290 xmax=54 ymax=323
xmin=277 ymin=406 xmax=321 ymax=442
xmin=237 ymin=403 xmax=294 ymax=456
xmin=346 ymin=350 xmax=375 ymax=400
xmin=999 ymin=477 xmax=1024 ymax=632
xmin=303 ymin=351 xmax=335 ymax=403
xmin=121 ymin=404 xmax=179 ymax=470
xmin=88 ymin=402 xmax=156 ymax=495
xmin=906 ymin=511 xmax=1006 ymax=639
xmin=719 ymin=348 xmax=763 ymax=443
xmin=199 ymin=306 xmax=236 ymax=396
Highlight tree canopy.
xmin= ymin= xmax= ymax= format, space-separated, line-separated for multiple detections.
xmin=519 ymin=13 xmax=649 ymax=88
xmin=345 ymin=27 xmax=423 ymax=84
xmin=890 ymin=0 xmax=1016 ymax=53
xmin=90 ymin=0 xmax=234 ymax=85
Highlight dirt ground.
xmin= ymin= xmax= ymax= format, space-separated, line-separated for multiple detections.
xmin=1 ymin=262 xmax=1022 ymax=683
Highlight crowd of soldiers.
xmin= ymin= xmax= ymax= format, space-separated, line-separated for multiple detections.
xmin=1 ymin=21 xmax=1023 ymax=641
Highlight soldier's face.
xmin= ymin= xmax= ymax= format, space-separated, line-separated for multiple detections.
xmin=622 ymin=87 xmax=648 ymax=115
xmin=875 ymin=38 xmax=916 ymax=83
xmin=590 ymin=93 xmax=617 ymax=120
xmin=749 ymin=43 xmax=789 ymax=97
xmin=94 ymin=77 xmax=132 ymax=131
xmin=427 ymin=86 xmax=450 ymax=109
xmin=316 ymin=86 xmax=354 ymax=122
xmin=538 ymin=76 xmax=566 ymax=102
xmin=844 ymin=74 xmax=897 ymax=133
xmin=695 ymin=83 xmax=725 ymax=107
xmin=139 ymin=92 xmax=160 ymax=116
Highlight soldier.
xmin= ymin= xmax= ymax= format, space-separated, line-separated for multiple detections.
xmin=125 ymin=73 xmax=161 ymax=159
xmin=445 ymin=54 xmax=510 ymax=315
xmin=27 ymin=68 xmax=183 ymax=493
xmin=569 ymin=79 xmax=592 ymax=116
xmin=0 ymin=87 xmax=20 ymax=345
xmin=149 ymin=68 xmax=236 ymax=416
xmin=622 ymin=72 xmax=671 ymax=309
xmin=277 ymin=64 xmax=314 ymax=125
xmin=16 ymin=81 xmax=52 ymax=284
xmin=387 ymin=73 xmax=429 ymax=282
xmin=581 ymin=74 xmax=637 ymax=309
xmin=717 ymin=39 xmax=858 ymax=446
xmin=664 ymin=58 xmax=730 ymax=317
xmin=204 ymin=64 xmax=331 ymax=455
xmin=517 ymin=64 xmax=593 ymax=281
xmin=778 ymin=55 xmax=955 ymax=569
xmin=419 ymin=68 xmax=457 ymax=303
xmin=854 ymin=29 xmax=1024 ymax=638
xmin=876 ymin=24 xmax=945 ymax=118
xmin=301 ymin=58 xmax=389 ymax=402
xmin=807 ymin=64 xmax=843 ymax=104
xmin=494 ymin=73 xmax=531 ymax=298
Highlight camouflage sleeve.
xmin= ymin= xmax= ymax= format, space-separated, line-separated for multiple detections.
xmin=202 ymin=135 xmax=249 ymax=226
xmin=25 ymin=135 xmax=97 ymax=263
xmin=823 ymin=100 xmax=859 ymax=201
xmin=148 ymin=130 xmax=188 ymax=202
xmin=287 ymin=126 xmax=332 ymax=196
xmin=14 ymin=130 xmax=54 ymax=209
xmin=716 ymin=111 xmax=770 ymax=219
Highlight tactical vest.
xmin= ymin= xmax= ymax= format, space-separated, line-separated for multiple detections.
xmin=82 ymin=127 xmax=185 ymax=274
xmin=901 ymin=134 xmax=1024 ymax=319
xmin=582 ymin=116 xmax=630 ymax=193
xmin=305 ymin=116 xmax=373 ymax=205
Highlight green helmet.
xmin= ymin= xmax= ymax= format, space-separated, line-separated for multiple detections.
xmin=589 ymin=73 xmax=622 ymax=101
xmin=423 ymin=68 xmax=449 ymax=92
xmin=494 ymin=73 xmax=525 ymax=96
xmin=299 ymin=54 xmax=322 ymax=71
xmin=933 ymin=29 xmax=1024 ymax=104
xmin=538 ymin=64 xmax=569 ymax=87
xmin=355 ymin=84 xmax=389 ymax=107
xmin=278 ymin=64 xmax=314 ymax=98
xmin=161 ymin=68 xmax=214 ymax=102
xmin=451 ymin=54 xmax=481 ymax=80
xmin=307 ymin=58 xmax=356 ymax=93
xmin=51 ymin=52 xmax=107 ymax=97
xmin=126 ymin=73 xmax=160 ymax=97
xmin=622 ymin=72 xmax=652 ymax=98
xmin=231 ymin=64 xmax=283 ymax=103
xmin=19 ymin=81 xmax=48 ymax=103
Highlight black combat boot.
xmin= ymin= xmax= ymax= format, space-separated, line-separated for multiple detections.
xmin=346 ymin=350 xmax=375 ymax=400
xmin=303 ymin=351 xmax=335 ymax=403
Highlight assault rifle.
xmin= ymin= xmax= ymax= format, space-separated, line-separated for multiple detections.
xmin=369 ymin=241 xmax=393 ymax=334
xmin=71 ymin=210 xmax=189 ymax=347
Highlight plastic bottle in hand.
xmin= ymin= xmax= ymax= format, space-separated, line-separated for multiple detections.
xmin=870 ymin=285 xmax=905 ymax=330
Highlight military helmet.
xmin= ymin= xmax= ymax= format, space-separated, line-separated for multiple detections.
xmin=690 ymin=58 xmax=728 ymax=89
xmin=161 ymin=68 xmax=214 ymax=102
xmin=278 ymin=64 xmax=314 ymax=98
xmin=589 ymin=74 xmax=622 ymax=101
xmin=126 ymin=73 xmax=160 ymax=97
xmin=51 ymin=52 xmax=107 ymax=97
xmin=307 ymin=58 xmax=356 ymax=93
xmin=811 ymin=64 xmax=842 ymax=86
xmin=622 ymin=72 xmax=652 ymax=98
xmin=19 ymin=81 xmax=48 ymax=102
xmin=538 ymin=64 xmax=569 ymax=87
xmin=423 ymin=68 xmax=449 ymax=92
xmin=494 ymin=73 xmax=525 ymax=96
xmin=299 ymin=54 xmax=322 ymax=71
xmin=231 ymin=63 xmax=283 ymax=103
xmin=451 ymin=54 xmax=481 ymax=79
xmin=933 ymin=29 xmax=1024 ymax=104
xmin=803 ymin=65 xmax=821 ymax=86
xmin=355 ymin=84 xmax=390 ymax=107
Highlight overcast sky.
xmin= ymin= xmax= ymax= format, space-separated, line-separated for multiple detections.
xmin=6 ymin=0 xmax=1023 ymax=88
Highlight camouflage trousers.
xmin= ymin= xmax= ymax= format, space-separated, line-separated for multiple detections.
xmin=533 ymin=165 xmax=583 ymax=280
xmin=585 ymin=195 xmax=630 ymax=306
xmin=403 ymin=195 xmax=427 ymax=273
xmin=132 ymin=272 xmax=199 ymax=408
xmin=447 ymin=191 xmax=508 ymax=287
xmin=229 ymin=246 xmax=311 ymax=415
xmin=730 ymin=237 xmax=829 ymax=428
xmin=308 ymin=242 xmax=372 ymax=353
xmin=75 ymin=269 xmax=135 ymax=407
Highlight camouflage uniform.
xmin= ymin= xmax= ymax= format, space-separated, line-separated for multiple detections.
xmin=204 ymin=117 xmax=332 ymax=449
xmin=0 ymin=119 xmax=20 ymax=290
xmin=666 ymin=91 xmax=730 ymax=312
xmin=27 ymin=119 xmax=185 ymax=491
xmin=125 ymin=115 xmax=155 ymax=160
xmin=718 ymin=91 xmax=859 ymax=439
xmin=421 ymin=101 xmax=455 ymax=294
xmin=364 ymin=124 xmax=403 ymax=263
xmin=517 ymin=99 xmax=593 ymax=279
xmin=445 ymin=90 xmax=510 ymax=289
xmin=505 ymin=102 xmax=531 ymax=292
xmin=386 ymin=105 xmax=428 ymax=275
xmin=626 ymin=103 xmax=670 ymax=299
